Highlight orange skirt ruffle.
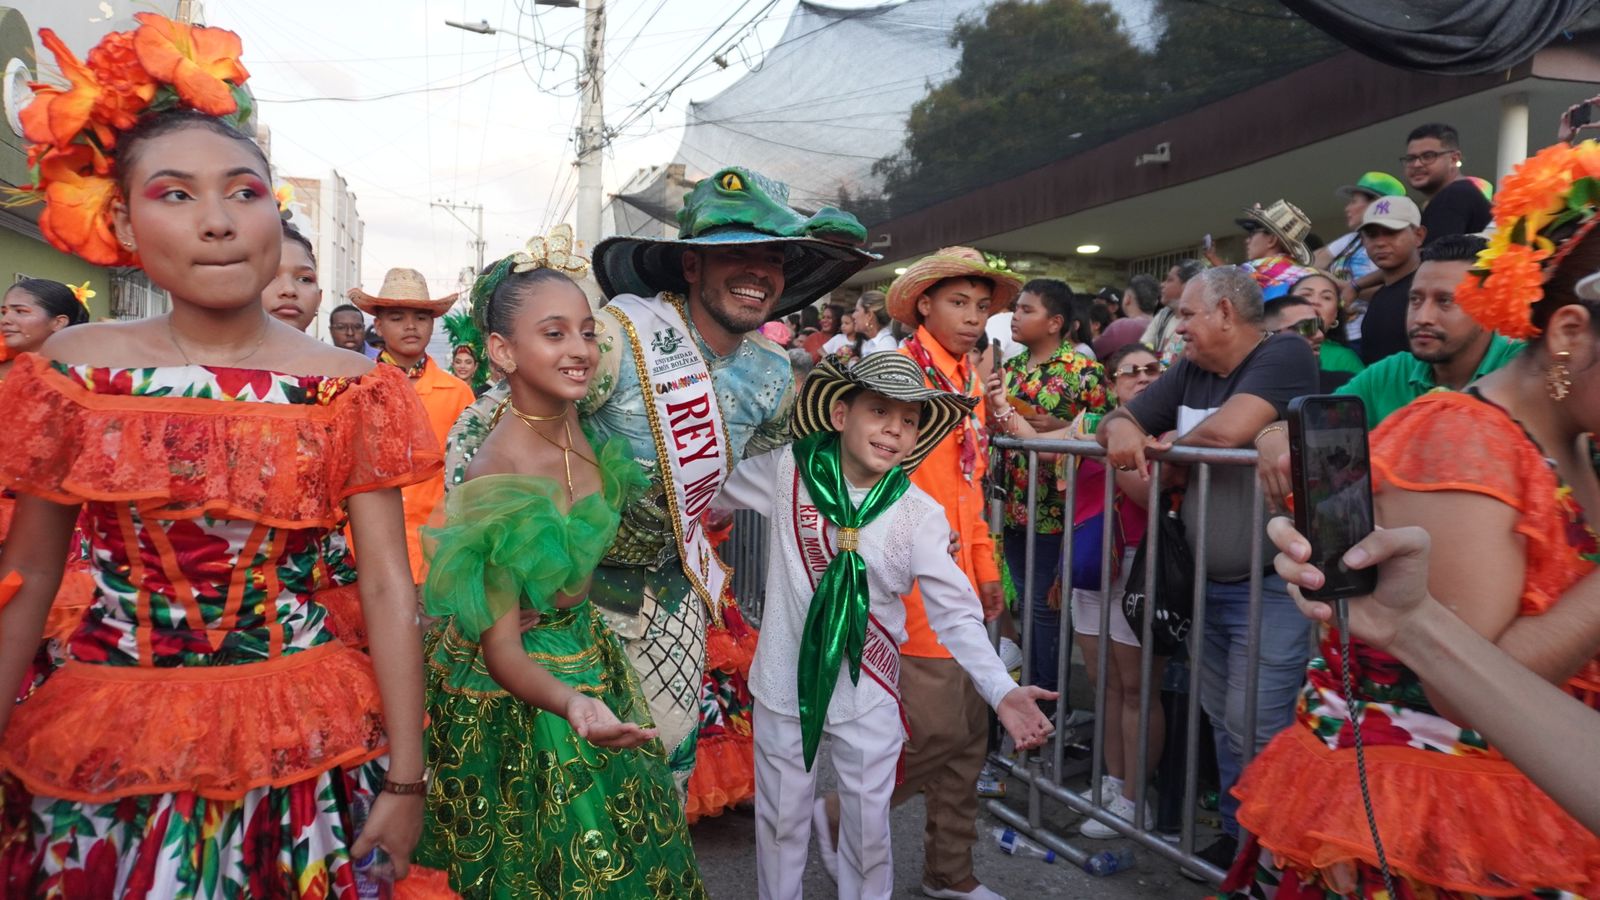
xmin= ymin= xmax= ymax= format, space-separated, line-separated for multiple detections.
xmin=1 ymin=641 xmax=387 ymax=803
xmin=317 ymin=582 xmax=369 ymax=650
xmin=685 ymin=731 xmax=756 ymax=824
xmin=1234 ymin=723 xmax=1600 ymax=894
xmin=393 ymin=865 xmax=460 ymax=899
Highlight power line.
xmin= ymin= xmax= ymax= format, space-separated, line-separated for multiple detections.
xmin=255 ymin=56 xmax=526 ymax=103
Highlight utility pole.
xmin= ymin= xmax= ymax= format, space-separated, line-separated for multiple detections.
xmin=431 ymin=200 xmax=486 ymax=274
xmin=446 ymin=6 xmax=605 ymax=248
xmin=574 ymin=0 xmax=606 ymax=253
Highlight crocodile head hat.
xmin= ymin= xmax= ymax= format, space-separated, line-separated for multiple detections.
xmin=592 ymin=166 xmax=879 ymax=318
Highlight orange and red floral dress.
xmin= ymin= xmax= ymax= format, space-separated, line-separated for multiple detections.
xmin=1226 ymin=391 xmax=1600 ymax=899
xmin=0 ymin=355 xmax=438 ymax=898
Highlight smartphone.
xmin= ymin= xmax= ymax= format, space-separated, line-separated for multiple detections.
xmin=1287 ymin=395 xmax=1378 ymax=600
xmin=1573 ymin=101 xmax=1594 ymax=129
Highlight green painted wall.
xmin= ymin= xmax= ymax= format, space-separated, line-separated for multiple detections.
xmin=0 ymin=229 xmax=111 ymax=319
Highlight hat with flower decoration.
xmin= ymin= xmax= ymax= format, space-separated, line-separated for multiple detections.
xmin=1455 ymin=140 xmax=1600 ymax=339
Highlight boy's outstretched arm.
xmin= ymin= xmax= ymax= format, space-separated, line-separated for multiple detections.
xmin=711 ymin=448 xmax=781 ymax=517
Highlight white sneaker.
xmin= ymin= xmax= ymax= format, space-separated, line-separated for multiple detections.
xmin=997 ymin=637 xmax=1023 ymax=676
xmin=1079 ymin=793 xmax=1152 ymax=840
xmin=812 ymin=796 xmax=839 ymax=882
xmin=922 ymin=884 xmax=1006 ymax=900
xmin=1077 ymin=774 xmax=1123 ymax=805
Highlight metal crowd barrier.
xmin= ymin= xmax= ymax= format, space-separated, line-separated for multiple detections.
xmin=717 ymin=437 xmax=1281 ymax=885
xmin=990 ymin=435 xmax=1272 ymax=885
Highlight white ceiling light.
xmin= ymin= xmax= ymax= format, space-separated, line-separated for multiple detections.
xmin=893 ymin=267 xmax=908 ymax=275
xmin=1076 ymin=244 xmax=1101 ymax=255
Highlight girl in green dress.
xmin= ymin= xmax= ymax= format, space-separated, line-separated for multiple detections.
xmin=407 ymin=234 xmax=708 ymax=899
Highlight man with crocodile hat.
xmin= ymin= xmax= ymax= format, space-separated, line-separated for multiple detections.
xmin=442 ymin=167 xmax=875 ymax=820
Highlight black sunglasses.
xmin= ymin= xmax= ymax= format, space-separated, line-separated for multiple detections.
xmin=1276 ymin=318 xmax=1323 ymax=340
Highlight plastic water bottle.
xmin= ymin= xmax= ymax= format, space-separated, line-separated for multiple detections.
xmin=349 ymin=793 xmax=395 ymax=899
xmin=1082 ymin=847 xmax=1135 ymax=876
xmin=991 ymin=826 xmax=1056 ymax=863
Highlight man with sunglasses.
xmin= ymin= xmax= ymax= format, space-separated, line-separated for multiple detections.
xmin=1402 ymin=122 xmax=1491 ymax=246
xmin=1262 ymin=289 xmax=1351 ymax=391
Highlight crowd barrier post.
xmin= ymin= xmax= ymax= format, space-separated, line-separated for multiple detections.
xmin=987 ymin=435 xmax=1267 ymax=886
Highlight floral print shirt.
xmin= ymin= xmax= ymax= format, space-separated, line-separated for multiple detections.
xmin=1000 ymin=342 xmax=1110 ymax=532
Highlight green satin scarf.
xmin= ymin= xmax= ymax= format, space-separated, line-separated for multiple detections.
xmin=793 ymin=430 xmax=909 ymax=770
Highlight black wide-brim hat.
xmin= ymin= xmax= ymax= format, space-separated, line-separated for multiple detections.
xmin=792 ymin=353 xmax=977 ymax=474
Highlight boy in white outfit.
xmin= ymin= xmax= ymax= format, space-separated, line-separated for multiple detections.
xmin=713 ymin=354 xmax=1057 ymax=900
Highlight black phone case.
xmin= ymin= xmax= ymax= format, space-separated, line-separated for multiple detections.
xmin=1287 ymin=395 xmax=1379 ymax=600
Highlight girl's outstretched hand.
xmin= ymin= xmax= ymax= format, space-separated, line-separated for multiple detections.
xmin=566 ymin=694 xmax=659 ymax=749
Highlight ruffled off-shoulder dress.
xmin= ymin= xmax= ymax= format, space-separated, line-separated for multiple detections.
xmin=405 ymin=434 xmax=708 ymax=899
xmin=0 ymin=354 xmax=441 ymax=898
xmin=1226 ymin=391 xmax=1600 ymax=898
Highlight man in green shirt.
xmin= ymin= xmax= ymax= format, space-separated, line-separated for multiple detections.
xmin=1256 ymin=234 xmax=1520 ymax=507
xmin=1333 ymin=233 xmax=1522 ymax=428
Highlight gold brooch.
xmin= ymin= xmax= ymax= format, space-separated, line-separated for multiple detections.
xmin=510 ymin=223 xmax=591 ymax=280
xmin=836 ymin=527 xmax=860 ymax=553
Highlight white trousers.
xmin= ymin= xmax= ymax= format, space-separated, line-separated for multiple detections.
xmin=754 ymin=697 xmax=904 ymax=900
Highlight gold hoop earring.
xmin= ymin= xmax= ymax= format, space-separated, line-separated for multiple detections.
xmin=1547 ymin=350 xmax=1573 ymax=402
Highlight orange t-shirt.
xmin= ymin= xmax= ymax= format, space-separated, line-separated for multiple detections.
xmin=898 ymin=328 xmax=998 ymax=659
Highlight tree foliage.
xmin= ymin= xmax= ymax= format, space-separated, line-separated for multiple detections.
xmin=873 ymin=0 xmax=1336 ymax=218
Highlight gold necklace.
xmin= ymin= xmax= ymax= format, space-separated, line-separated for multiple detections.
xmin=169 ymin=317 xmax=267 ymax=367
xmin=510 ymin=404 xmax=597 ymax=497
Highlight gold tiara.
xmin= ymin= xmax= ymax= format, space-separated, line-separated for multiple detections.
xmin=511 ymin=223 xmax=590 ymax=280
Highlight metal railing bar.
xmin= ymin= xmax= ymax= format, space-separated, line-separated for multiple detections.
xmin=1241 ymin=472 xmax=1266 ymax=769
xmin=1056 ymin=453 xmax=1079 ymax=786
xmin=1182 ymin=463 xmax=1212 ymax=857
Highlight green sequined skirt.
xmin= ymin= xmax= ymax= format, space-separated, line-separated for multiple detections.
xmin=414 ymin=601 xmax=708 ymax=899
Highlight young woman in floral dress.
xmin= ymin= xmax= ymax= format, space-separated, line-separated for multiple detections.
xmin=1226 ymin=142 xmax=1600 ymax=898
xmin=0 ymin=19 xmax=434 ymax=896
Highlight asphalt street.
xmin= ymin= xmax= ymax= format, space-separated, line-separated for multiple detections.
xmin=690 ymin=754 xmax=1209 ymax=900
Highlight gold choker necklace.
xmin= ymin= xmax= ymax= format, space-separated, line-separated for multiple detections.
xmin=507 ymin=403 xmax=597 ymax=497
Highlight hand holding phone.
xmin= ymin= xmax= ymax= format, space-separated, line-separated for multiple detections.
xmin=1287 ymin=395 xmax=1377 ymax=600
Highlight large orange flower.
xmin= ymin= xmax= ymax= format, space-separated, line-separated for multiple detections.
xmin=131 ymin=14 xmax=248 ymax=116
xmin=1494 ymin=143 xmax=1574 ymax=227
xmin=35 ymin=145 xmax=132 ymax=268
xmin=19 ymin=29 xmax=105 ymax=151
xmin=85 ymin=30 xmax=157 ymax=135
xmin=1455 ymin=242 xmax=1549 ymax=340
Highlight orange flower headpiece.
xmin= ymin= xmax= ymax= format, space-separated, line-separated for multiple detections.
xmin=11 ymin=15 xmax=251 ymax=267
xmin=1455 ymin=140 xmax=1600 ymax=339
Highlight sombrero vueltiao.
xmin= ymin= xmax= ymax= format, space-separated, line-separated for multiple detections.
xmin=792 ymin=353 xmax=976 ymax=474
xmin=1235 ymin=200 xmax=1313 ymax=267
xmin=349 ymin=268 xmax=458 ymax=317
xmin=885 ymin=246 xmax=1023 ymax=328
xmin=593 ymin=167 xmax=879 ymax=319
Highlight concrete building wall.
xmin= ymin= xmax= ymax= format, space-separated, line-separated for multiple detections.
xmin=284 ymin=170 xmax=364 ymax=340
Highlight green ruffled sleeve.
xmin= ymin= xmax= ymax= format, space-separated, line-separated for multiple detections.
xmin=420 ymin=435 xmax=646 ymax=641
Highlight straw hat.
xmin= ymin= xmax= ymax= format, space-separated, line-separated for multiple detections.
xmin=884 ymin=246 xmax=1023 ymax=328
xmin=348 ymin=268 xmax=459 ymax=317
xmin=1235 ymin=200 xmax=1313 ymax=266
xmin=791 ymin=354 xmax=976 ymax=474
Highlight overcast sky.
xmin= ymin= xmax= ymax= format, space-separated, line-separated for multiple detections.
xmin=205 ymin=0 xmax=897 ymax=297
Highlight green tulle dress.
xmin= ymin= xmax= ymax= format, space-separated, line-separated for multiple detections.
xmin=412 ymin=435 xmax=708 ymax=899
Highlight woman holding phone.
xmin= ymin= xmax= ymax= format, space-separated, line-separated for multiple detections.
xmin=1225 ymin=143 xmax=1600 ymax=897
